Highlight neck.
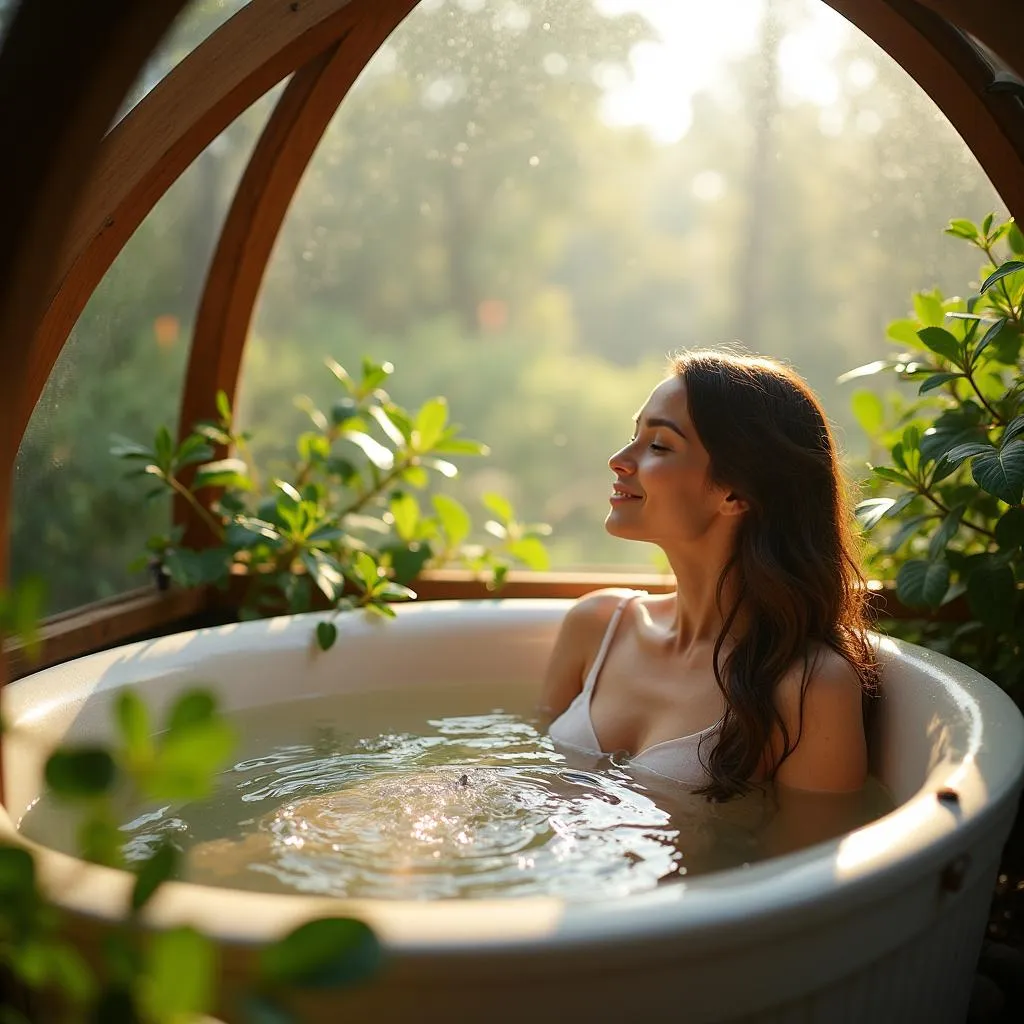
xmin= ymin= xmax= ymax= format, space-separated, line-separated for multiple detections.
xmin=659 ymin=533 xmax=745 ymax=652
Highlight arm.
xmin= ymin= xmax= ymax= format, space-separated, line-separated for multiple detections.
xmin=769 ymin=648 xmax=868 ymax=794
xmin=536 ymin=589 xmax=632 ymax=722
xmin=756 ymin=651 xmax=871 ymax=856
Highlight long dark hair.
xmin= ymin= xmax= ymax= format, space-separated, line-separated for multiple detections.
xmin=671 ymin=350 xmax=879 ymax=800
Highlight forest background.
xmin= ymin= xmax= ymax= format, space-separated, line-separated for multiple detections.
xmin=5 ymin=0 xmax=1007 ymax=613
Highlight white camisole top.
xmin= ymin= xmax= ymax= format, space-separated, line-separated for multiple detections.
xmin=548 ymin=591 xmax=722 ymax=788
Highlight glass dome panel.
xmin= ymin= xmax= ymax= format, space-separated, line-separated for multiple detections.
xmin=239 ymin=0 xmax=1004 ymax=572
xmin=12 ymin=88 xmax=281 ymax=614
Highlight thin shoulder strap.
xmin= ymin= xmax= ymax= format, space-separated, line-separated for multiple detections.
xmin=582 ymin=592 xmax=641 ymax=695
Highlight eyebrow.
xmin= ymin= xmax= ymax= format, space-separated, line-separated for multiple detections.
xmin=633 ymin=415 xmax=687 ymax=439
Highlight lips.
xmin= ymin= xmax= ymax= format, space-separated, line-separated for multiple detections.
xmin=610 ymin=483 xmax=642 ymax=501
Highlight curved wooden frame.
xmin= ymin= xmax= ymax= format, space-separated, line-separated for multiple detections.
xmin=0 ymin=0 xmax=1023 ymax=674
xmin=175 ymin=1 xmax=417 ymax=544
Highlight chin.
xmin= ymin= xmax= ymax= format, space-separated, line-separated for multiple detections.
xmin=604 ymin=511 xmax=643 ymax=540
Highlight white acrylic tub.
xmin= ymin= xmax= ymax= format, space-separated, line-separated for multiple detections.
xmin=2 ymin=599 xmax=1023 ymax=1023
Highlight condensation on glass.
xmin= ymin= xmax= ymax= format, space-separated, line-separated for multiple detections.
xmin=115 ymin=0 xmax=251 ymax=124
xmin=12 ymin=87 xmax=282 ymax=614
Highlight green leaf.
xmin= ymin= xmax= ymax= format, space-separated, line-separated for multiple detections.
xmin=945 ymin=218 xmax=979 ymax=241
xmin=215 ymin=391 xmax=232 ymax=423
xmin=131 ymin=842 xmax=179 ymax=913
xmin=896 ymin=560 xmax=950 ymax=609
xmin=421 ymin=456 xmax=457 ymax=478
xmin=139 ymin=927 xmax=216 ymax=1023
xmin=174 ymin=436 xmax=215 ymax=469
xmin=413 ymin=398 xmax=449 ymax=452
xmin=228 ymin=517 xmax=281 ymax=545
xmin=982 ymin=213 xmax=995 ymax=237
xmin=886 ymin=514 xmax=933 ymax=553
xmin=945 ymin=442 xmax=996 ymax=465
xmin=928 ymin=506 xmax=964 ymax=561
xmin=0 ymin=846 xmax=35 ymax=897
xmin=45 ymin=749 xmax=116 ymax=799
xmin=330 ymin=399 xmax=359 ymax=428
xmin=353 ymin=551 xmax=379 ymax=591
xmin=913 ymin=291 xmax=945 ymax=328
xmin=1003 ymin=415 xmax=1024 ymax=446
xmin=850 ymin=390 xmax=884 ymax=437
xmin=966 ymin=563 xmax=1016 ymax=631
xmin=980 ymin=260 xmax=1024 ymax=293
xmin=365 ymin=601 xmax=396 ymax=619
xmin=297 ymin=432 xmax=331 ymax=463
xmin=383 ymin=541 xmax=433 ymax=584
xmin=325 ymin=357 xmax=354 ymax=390
xmin=871 ymin=465 xmax=916 ymax=487
xmin=968 ymin=440 xmax=1024 ymax=504
xmin=885 ymin=319 xmax=924 ymax=347
xmin=344 ymin=431 xmax=395 ymax=471
xmin=507 ymin=536 xmax=550 ymax=570
xmin=301 ymin=550 xmax=345 ymax=603
xmin=854 ymin=497 xmax=897 ymax=529
xmin=481 ymin=492 xmax=513 ymax=522
xmin=116 ymin=690 xmax=152 ymax=764
xmin=166 ymin=691 xmax=215 ymax=737
xmin=367 ymin=405 xmax=406 ymax=447
xmin=401 ymin=465 xmax=429 ymax=489
xmin=316 ymin=621 xmax=338 ymax=651
xmin=918 ymin=372 xmax=964 ymax=395
xmin=916 ymin=327 xmax=962 ymax=365
xmin=154 ymin=426 xmax=174 ymax=470
xmin=77 ymin=815 xmax=125 ymax=867
xmin=260 ymin=918 xmax=382 ymax=990
xmin=430 ymin=435 xmax=490 ymax=456
xmin=378 ymin=582 xmax=417 ymax=602
xmin=109 ymin=434 xmax=155 ymax=460
xmin=836 ymin=360 xmax=896 ymax=384
xmin=1008 ymin=221 xmax=1024 ymax=256
xmin=432 ymin=494 xmax=471 ymax=547
xmin=273 ymin=479 xmax=302 ymax=505
xmin=995 ymin=506 xmax=1024 ymax=550
xmin=359 ymin=358 xmax=394 ymax=395
xmin=193 ymin=458 xmax=251 ymax=491
xmin=148 ymin=719 xmax=235 ymax=801
xmin=389 ymin=493 xmax=420 ymax=542
xmin=972 ymin=317 xmax=1009 ymax=366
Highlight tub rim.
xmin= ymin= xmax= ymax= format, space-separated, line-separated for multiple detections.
xmin=1 ymin=599 xmax=1022 ymax=956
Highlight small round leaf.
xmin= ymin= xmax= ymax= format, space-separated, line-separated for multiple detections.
xmin=45 ymin=749 xmax=116 ymax=799
xmin=261 ymin=917 xmax=382 ymax=990
xmin=316 ymin=621 xmax=338 ymax=651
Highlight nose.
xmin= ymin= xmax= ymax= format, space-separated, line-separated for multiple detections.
xmin=608 ymin=443 xmax=635 ymax=475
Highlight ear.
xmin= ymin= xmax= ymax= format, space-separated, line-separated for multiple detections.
xmin=719 ymin=491 xmax=749 ymax=517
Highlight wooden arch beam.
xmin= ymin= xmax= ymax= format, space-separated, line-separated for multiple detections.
xmin=0 ymin=0 xmax=188 ymax=600
xmin=12 ymin=0 xmax=403 ymax=458
xmin=175 ymin=2 xmax=417 ymax=545
xmin=912 ymin=0 xmax=1024 ymax=77
xmin=823 ymin=0 xmax=1024 ymax=222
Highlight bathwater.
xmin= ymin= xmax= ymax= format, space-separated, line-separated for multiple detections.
xmin=19 ymin=681 xmax=893 ymax=901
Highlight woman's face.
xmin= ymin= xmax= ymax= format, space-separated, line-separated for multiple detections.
xmin=606 ymin=375 xmax=734 ymax=546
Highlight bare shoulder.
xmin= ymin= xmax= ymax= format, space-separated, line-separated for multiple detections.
xmin=775 ymin=646 xmax=864 ymax=721
xmin=536 ymin=588 xmax=639 ymax=719
xmin=771 ymin=646 xmax=867 ymax=794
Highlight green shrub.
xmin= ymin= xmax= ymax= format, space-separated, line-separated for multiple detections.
xmin=113 ymin=357 xmax=551 ymax=647
xmin=843 ymin=215 xmax=1024 ymax=696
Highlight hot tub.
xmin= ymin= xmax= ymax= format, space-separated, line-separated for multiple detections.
xmin=2 ymin=599 xmax=1023 ymax=1023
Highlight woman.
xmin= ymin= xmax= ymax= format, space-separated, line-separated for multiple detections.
xmin=542 ymin=349 xmax=879 ymax=801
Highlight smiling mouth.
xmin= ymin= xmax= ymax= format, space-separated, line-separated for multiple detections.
xmin=610 ymin=487 xmax=641 ymax=501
